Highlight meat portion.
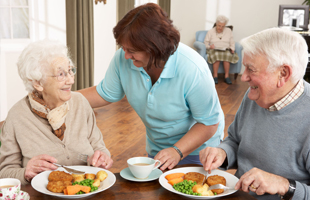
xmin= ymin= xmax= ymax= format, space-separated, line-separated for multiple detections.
xmin=47 ymin=181 xmax=72 ymax=193
xmin=206 ymin=175 xmax=226 ymax=194
xmin=184 ymin=172 xmax=205 ymax=185
xmin=48 ymin=171 xmax=73 ymax=182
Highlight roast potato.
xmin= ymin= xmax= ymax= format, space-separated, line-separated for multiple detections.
xmin=96 ymin=170 xmax=108 ymax=182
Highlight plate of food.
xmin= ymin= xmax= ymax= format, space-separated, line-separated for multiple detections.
xmin=31 ymin=166 xmax=116 ymax=199
xmin=159 ymin=167 xmax=238 ymax=199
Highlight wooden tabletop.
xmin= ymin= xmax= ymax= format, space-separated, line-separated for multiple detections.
xmin=21 ymin=166 xmax=257 ymax=200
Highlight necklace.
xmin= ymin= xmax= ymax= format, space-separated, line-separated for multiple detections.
xmin=216 ymin=31 xmax=223 ymax=40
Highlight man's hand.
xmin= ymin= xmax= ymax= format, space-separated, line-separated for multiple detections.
xmin=235 ymin=167 xmax=289 ymax=196
xmin=199 ymin=147 xmax=227 ymax=173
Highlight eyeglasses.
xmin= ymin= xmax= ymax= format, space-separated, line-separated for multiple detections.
xmin=50 ymin=67 xmax=77 ymax=82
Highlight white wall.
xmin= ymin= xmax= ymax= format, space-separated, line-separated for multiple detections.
xmin=171 ymin=0 xmax=304 ymax=47
xmin=93 ymin=1 xmax=117 ymax=85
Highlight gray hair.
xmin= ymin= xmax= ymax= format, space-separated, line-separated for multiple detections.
xmin=216 ymin=15 xmax=229 ymax=25
xmin=240 ymin=27 xmax=308 ymax=83
xmin=17 ymin=40 xmax=72 ymax=93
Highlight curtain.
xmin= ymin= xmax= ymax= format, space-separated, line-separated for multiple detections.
xmin=66 ymin=0 xmax=94 ymax=91
xmin=158 ymin=0 xmax=170 ymax=18
xmin=118 ymin=0 xmax=135 ymax=21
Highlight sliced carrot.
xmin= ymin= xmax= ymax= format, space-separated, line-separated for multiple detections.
xmin=63 ymin=188 xmax=68 ymax=195
xmin=165 ymin=173 xmax=185 ymax=181
xmin=168 ymin=177 xmax=184 ymax=186
xmin=79 ymin=185 xmax=91 ymax=193
xmin=65 ymin=185 xmax=81 ymax=195
xmin=64 ymin=185 xmax=91 ymax=195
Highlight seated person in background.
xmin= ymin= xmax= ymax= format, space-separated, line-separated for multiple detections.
xmin=200 ymin=28 xmax=310 ymax=200
xmin=204 ymin=15 xmax=239 ymax=85
xmin=0 ymin=40 xmax=113 ymax=185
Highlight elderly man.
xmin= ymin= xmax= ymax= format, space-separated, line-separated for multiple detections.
xmin=199 ymin=28 xmax=310 ymax=200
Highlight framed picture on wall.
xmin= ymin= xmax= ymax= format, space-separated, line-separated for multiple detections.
xmin=278 ymin=5 xmax=309 ymax=30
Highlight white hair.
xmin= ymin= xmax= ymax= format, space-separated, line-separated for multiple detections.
xmin=17 ymin=40 xmax=72 ymax=93
xmin=240 ymin=27 xmax=308 ymax=83
xmin=216 ymin=15 xmax=229 ymax=25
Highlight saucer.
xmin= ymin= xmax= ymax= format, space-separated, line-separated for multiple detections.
xmin=120 ymin=167 xmax=163 ymax=182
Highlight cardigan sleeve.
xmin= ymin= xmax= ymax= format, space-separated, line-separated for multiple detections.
xmin=204 ymin=29 xmax=214 ymax=49
xmin=0 ymin=121 xmax=29 ymax=185
xmin=228 ymin=28 xmax=235 ymax=51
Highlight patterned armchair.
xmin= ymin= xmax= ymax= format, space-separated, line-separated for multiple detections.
xmin=193 ymin=30 xmax=243 ymax=79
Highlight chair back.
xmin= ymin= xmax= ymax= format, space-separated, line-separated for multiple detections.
xmin=195 ymin=30 xmax=208 ymax=43
xmin=213 ymin=23 xmax=233 ymax=31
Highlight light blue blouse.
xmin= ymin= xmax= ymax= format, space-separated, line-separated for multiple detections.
xmin=97 ymin=43 xmax=224 ymax=156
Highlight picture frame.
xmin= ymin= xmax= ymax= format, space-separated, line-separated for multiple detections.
xmin=278 ymin=5 xmax=309 ymax=30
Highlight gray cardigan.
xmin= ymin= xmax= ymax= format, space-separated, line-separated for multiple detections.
xmin=219 ymin=80 xmax=310 ymax=200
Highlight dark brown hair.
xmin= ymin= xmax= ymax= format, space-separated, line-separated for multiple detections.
xmin=113 ymin=3 xmax=180 ymax=70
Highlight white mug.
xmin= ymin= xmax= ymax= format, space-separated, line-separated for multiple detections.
xmin=127 ymin=157 xmax=161 ymax=179
xmin=0 ymin=178 xmax=21 ymax=200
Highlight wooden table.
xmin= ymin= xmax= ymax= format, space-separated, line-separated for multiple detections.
xmin=22 ymin=172 xmax=256 ymax=200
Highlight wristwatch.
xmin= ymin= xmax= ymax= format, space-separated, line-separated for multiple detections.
xmin=172 ymin=145 xmax=183 ymax=160
xmin=279 ymin=179 xmax=296 ymax=200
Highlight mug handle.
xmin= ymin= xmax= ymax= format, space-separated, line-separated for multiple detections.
xmin=153 ymin=160 xmax=161 ymax=170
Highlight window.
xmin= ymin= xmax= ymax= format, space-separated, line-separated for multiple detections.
xmin=0 ymin=0 xmax=30 ymax=39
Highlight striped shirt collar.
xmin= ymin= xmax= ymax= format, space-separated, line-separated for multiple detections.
xmin=268 ymin=80 xmax=304 ymax=111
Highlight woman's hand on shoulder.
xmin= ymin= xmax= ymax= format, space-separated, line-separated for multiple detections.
xmin=25 ymin=154 xmax=58 ymax=182
xmin=88 ymin=150 xmax=113 ymax=169
xmin=154 ymin=147 xmax=180 ymax=171
xmin=199 ymin=147 xmax=226 ymax=174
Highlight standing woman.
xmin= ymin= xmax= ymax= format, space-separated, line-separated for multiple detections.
xmin=80 ymin=3 xmax=224 ymax=170
xmin=204 ymin=15 xmax=239 ymax=84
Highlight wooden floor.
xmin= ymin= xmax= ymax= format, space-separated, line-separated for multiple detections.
xmin=94 ymin=75 xmax=249 ymax=173
xmin=0 ymin=75 xmax=248 ymax=173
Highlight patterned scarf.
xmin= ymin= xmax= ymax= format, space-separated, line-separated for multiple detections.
xmin=28 ymin=91 xmax=69 ymax=140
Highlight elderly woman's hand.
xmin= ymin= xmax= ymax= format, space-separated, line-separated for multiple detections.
xmin=235 ymin=167 xmax=289 ymax=196
xmin=154 ymin=147 xmax=180 ymax=170
xmin=199 ymin=147 xmax=226 ymax=174
xmin=25 ymin=154 xmax=58 ymax=182
xmin=210 ymin=44 xmax=215 ymax=49
xmin=230 ymin=49 xmax=234 ymax=54
xmin=88 ymin=150 xmax=113 ymax=169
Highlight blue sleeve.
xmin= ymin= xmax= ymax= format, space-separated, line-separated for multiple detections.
xmin=96 ymin=49 xmax=125 ymax=102
xmin=185 ymin=67 xmax=224 ymax=126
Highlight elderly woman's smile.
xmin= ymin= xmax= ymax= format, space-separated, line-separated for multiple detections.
xmin=39 ymin=57 xmax=75 ymax=109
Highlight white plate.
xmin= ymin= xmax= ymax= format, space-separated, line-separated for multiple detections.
xmin=31 ymin=166 xmax=116 ymax=199
xmin=120 ymin=167 xmax=163 ymax=182
xmin=159 ymin=167 xmax=238 ymax=199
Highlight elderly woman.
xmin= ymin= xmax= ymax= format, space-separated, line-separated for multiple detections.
xmin=204 ymin=15 xmax=239 ymax=84
xmin=79 ymin=3 xmax=224 ymax=170
xmin=200 ymin=28 xmax=310 ymax=200
xmin=0 ymin=40 xmax=113 ymax=185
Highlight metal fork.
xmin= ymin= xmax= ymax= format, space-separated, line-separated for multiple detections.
xmin=77 ymin=153 xmax=88 ymax=163
xmin=53 ymin=163 xmax=85 ymax=174
xmin=203 ymin=169 xmax=208 ymax=184
xmin=208 ymin=184 xmax=235 ymax=191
